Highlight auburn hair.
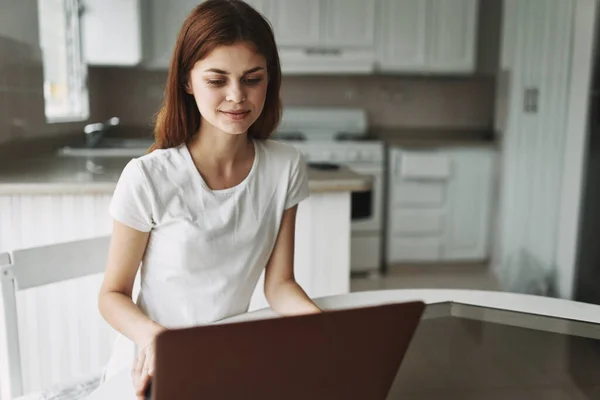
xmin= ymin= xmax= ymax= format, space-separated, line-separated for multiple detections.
xmin=150 ymin=0 xmax=282 ymax=151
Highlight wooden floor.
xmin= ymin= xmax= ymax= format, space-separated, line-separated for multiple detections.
xmin=350 ymin=263 xmax=499 ymax=293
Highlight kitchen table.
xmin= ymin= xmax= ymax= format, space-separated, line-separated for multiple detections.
xmin=86 ymin=289 xmax=600 ymax=399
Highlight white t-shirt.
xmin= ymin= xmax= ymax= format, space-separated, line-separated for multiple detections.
xmin=102 ymin=139 xmax=309 ymax=379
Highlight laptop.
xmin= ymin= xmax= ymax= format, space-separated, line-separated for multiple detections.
xmin=147 ymin=301 xmax=425 ymax=400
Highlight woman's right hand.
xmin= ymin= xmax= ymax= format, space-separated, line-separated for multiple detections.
xmin=132 ymin=334 xmax=160 ymax=400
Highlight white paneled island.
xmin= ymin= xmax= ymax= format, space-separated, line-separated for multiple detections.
xmin=0 ymin=151 xmax=371 ymax=395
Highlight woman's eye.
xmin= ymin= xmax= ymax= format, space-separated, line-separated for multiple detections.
xmin=207 ymin=79 xmax=226 ymax=86
xmin=244 ymin=78 xmax=263 ymax=85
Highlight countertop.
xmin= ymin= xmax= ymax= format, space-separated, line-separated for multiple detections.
xmin=88 ymin=289 xmax=600 ymax=400
xmin=372 ymin=128 xmax=497 ymax=148
xmin=0 ymin=152 xmax=372 ymax=195
xmin=220 ymin=288 xmax=600 ymax=325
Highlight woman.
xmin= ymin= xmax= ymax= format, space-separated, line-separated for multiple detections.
xmin=97 ymin=1 xmax=321 ymax=398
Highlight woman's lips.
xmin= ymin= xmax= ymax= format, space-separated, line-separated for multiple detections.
xmin=220 ymin=110 xmax=250 ymax=121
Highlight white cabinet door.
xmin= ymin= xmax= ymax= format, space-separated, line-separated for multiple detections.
xmin=243 ymin=0 xmax=274 ymax=21
xmin=145 ymin=0 xmax=201 ymax=68
xmin=377 ymin=0 xmax=428 ymax=71
xmin=386 ymin=146 xmax=496 ymax=264
xmin=322 ymin=0 xmax=376 ymax=47
xmin=81 ymin=0 xmax=142 ymax=66
xmin=428 ymin=0 xmax=479 ymax=73
xmin=443 ymin=149 xmax=495 ymax=261
xmin=271 ymin=0 xmax=321 ymax=47
xmin=497 ymin=0 xmax=574 ymax=295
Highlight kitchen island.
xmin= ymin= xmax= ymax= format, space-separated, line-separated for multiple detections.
xmin=0 ymin=151 xmax=371 ymax=310
xmin=0 ymin=148 xmax=372 ymax=398
xmin=87 ymin=289 xmax=600 ymax=400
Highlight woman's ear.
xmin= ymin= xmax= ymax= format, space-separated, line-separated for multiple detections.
xmin=184 ymin=81 xmax=193 ymax=95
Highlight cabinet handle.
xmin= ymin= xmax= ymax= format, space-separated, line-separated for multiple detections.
xmin=523 ymin=87 xmax=539 ymax=113
xmin=305 ymin=48 xmax=342 ymax=56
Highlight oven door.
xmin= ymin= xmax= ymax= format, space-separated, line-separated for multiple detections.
xmin=346 ymin=163 xmax=383 ymax=233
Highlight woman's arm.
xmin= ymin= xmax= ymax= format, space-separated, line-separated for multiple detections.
xmin=263 ymin=205 xmax=322 ymax=315
xmin=99 ymin=220 xmax=166 ymax=399
xmin=98 ymin=220 xmax=165 ymax=347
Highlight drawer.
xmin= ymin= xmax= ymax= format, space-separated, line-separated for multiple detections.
xmin=391 ymin=210 xmax=445 ymax=235
xmin=394 ymin=151 xmax=452 ymax=180
xmin=350 ymin=236 xmax=381 ymax=272
xmin=387 ymin=237 xmax=442 ymax=262
xmin=392 ymin=181 xmax=447 ymax=206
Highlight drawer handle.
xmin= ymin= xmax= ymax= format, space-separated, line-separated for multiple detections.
xmin=305 ymin=48 xmax=342 ymax=56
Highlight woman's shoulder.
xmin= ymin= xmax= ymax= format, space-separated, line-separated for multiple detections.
xmin=258 ymin=139 xmax=303 ymax=162
xmin=132 ymin=144 xmax=187 ymax=171
xmin=121 ymin=145 xmax=188 ymax=184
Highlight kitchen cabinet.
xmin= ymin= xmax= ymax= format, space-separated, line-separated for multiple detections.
xmin=79 ymin=0 xmax=476 ymax=74
xmin=269 ymin=0 xmax=321 ymax=47
xmin=322 ymin=0 xmax=376 ymax=48
xmin=143 ymin=0 xmax=203 ymax=69
xmin=377 ymin=0 xmax=479 ymax=73
xmin=246 ymin=0 xmax=377 ymax=74
xmin=442 ymin=148 xmax=495 ymax=260
xmin=80 ymin=0 xmax=203 ymax=68
xmin=139 ymin=0 xmax=376 ymax=71
xmin=376 ymin=0 xmax=428 ymax=72
xmin=495 ymin=0 xmax=574 ymax=294
xmin=80 ymin=0 xmax=142 ymax=66
xmin=387 ymin=146 xmax=496 ymax=263
xmin=250 ymin=0 xmax=375 ymax=49
xmin=0 ymin=188 xmax=352 ymax=393
xmin=428 ymin=0 xmax=479 ymax=73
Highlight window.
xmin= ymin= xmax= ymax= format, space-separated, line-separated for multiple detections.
xmin=37 ymin=0 xmax=89 ymax=122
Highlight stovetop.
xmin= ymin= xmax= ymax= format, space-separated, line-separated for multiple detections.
xmin=272 ymin=131 xmax=379 ymax=143
xmin=385 ymin=302 xmax=600 ymax=399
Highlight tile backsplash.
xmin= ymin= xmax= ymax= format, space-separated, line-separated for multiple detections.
xmin=0 ymin=7 xmax=102 ymax=147
xmin=1 ymin=1 xmax=496 ymax=148
xmin=90 ymin=67 xmax=496 ymax=134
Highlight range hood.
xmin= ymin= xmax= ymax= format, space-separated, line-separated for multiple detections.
xmin=279 ymin=48 xmax=376 ymax=75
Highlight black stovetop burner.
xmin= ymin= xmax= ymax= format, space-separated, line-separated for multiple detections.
xmin=334 ymin=132 xmax=373 ymax=142
xmin=307 ymin=162 xmax=341 ymax=171
xmin=274 ymin=132 xmax=306 ymax=141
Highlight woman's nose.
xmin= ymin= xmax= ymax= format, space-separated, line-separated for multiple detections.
xmin=226 ymin=84 xmax=246 ymax=103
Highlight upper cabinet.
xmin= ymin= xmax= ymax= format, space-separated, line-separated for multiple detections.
xmin=81 ymin=0 xmax=142 ymax=66
xmin=250 ymin=0 xmax=376 ymax=49
xmin=377 ymin=0 xmax=428 ymax=71
xmin=144 ymin=0 xmax=203 ymax=69
xmin=377 ymin=0 xmax=479 ymax=73
xmin=321 ymin=0 xmax=376 ymax=48
xmin=428 ymin=0 xmax=479 ymax=72
xmin=80 ymin=0 xmax=479 ymax=74
xmin=269 ymin=0 xmax=321 ymax=47
xmin=247 ymin=0 xmax=377 ymax=74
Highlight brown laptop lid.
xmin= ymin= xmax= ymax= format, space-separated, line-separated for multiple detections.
xmin=153 ymin=301 xmax=425 ymax=400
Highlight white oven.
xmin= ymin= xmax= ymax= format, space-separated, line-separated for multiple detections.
xmin=273 ymin=107 xmax=385 ymax=274
xmin=345 ymin=162 xmax=384 ymax=274
xmin=348 ymin=163 xmax=383 ymax=232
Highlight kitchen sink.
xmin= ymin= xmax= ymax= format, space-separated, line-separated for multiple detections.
xmin=57 ymin=138 xmax=154 ymax=157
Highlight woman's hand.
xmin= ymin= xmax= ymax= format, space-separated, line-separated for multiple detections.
xmin=132 ymin=330 xmax=164 ymax=400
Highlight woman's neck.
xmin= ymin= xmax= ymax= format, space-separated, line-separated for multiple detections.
xmin=187 ymin=123 xmax=253 ymax=175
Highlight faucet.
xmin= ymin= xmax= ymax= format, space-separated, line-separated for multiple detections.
xmin=83 ymin=117 xmax=120 ymax=148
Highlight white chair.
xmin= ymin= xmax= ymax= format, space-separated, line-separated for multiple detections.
xmin=0 ymin=236 xmax=114 ymax=400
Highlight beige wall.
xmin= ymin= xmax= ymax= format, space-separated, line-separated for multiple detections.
xmin=1 ymin=1 xmax=496 ymax=146
xmin=0 ymin=0 xmax=103 ymax=146
xmin=91 ymin=67 xmax=496 ymax=133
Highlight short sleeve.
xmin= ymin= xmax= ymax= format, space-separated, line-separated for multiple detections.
xmin=109 ymin=159 xmax=155 ymax=232
xmin=285 ymin=149 xmax=310 ymax=209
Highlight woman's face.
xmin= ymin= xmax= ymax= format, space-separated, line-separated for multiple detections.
xmin=187 ymin=42 xmax=269 ymax=136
